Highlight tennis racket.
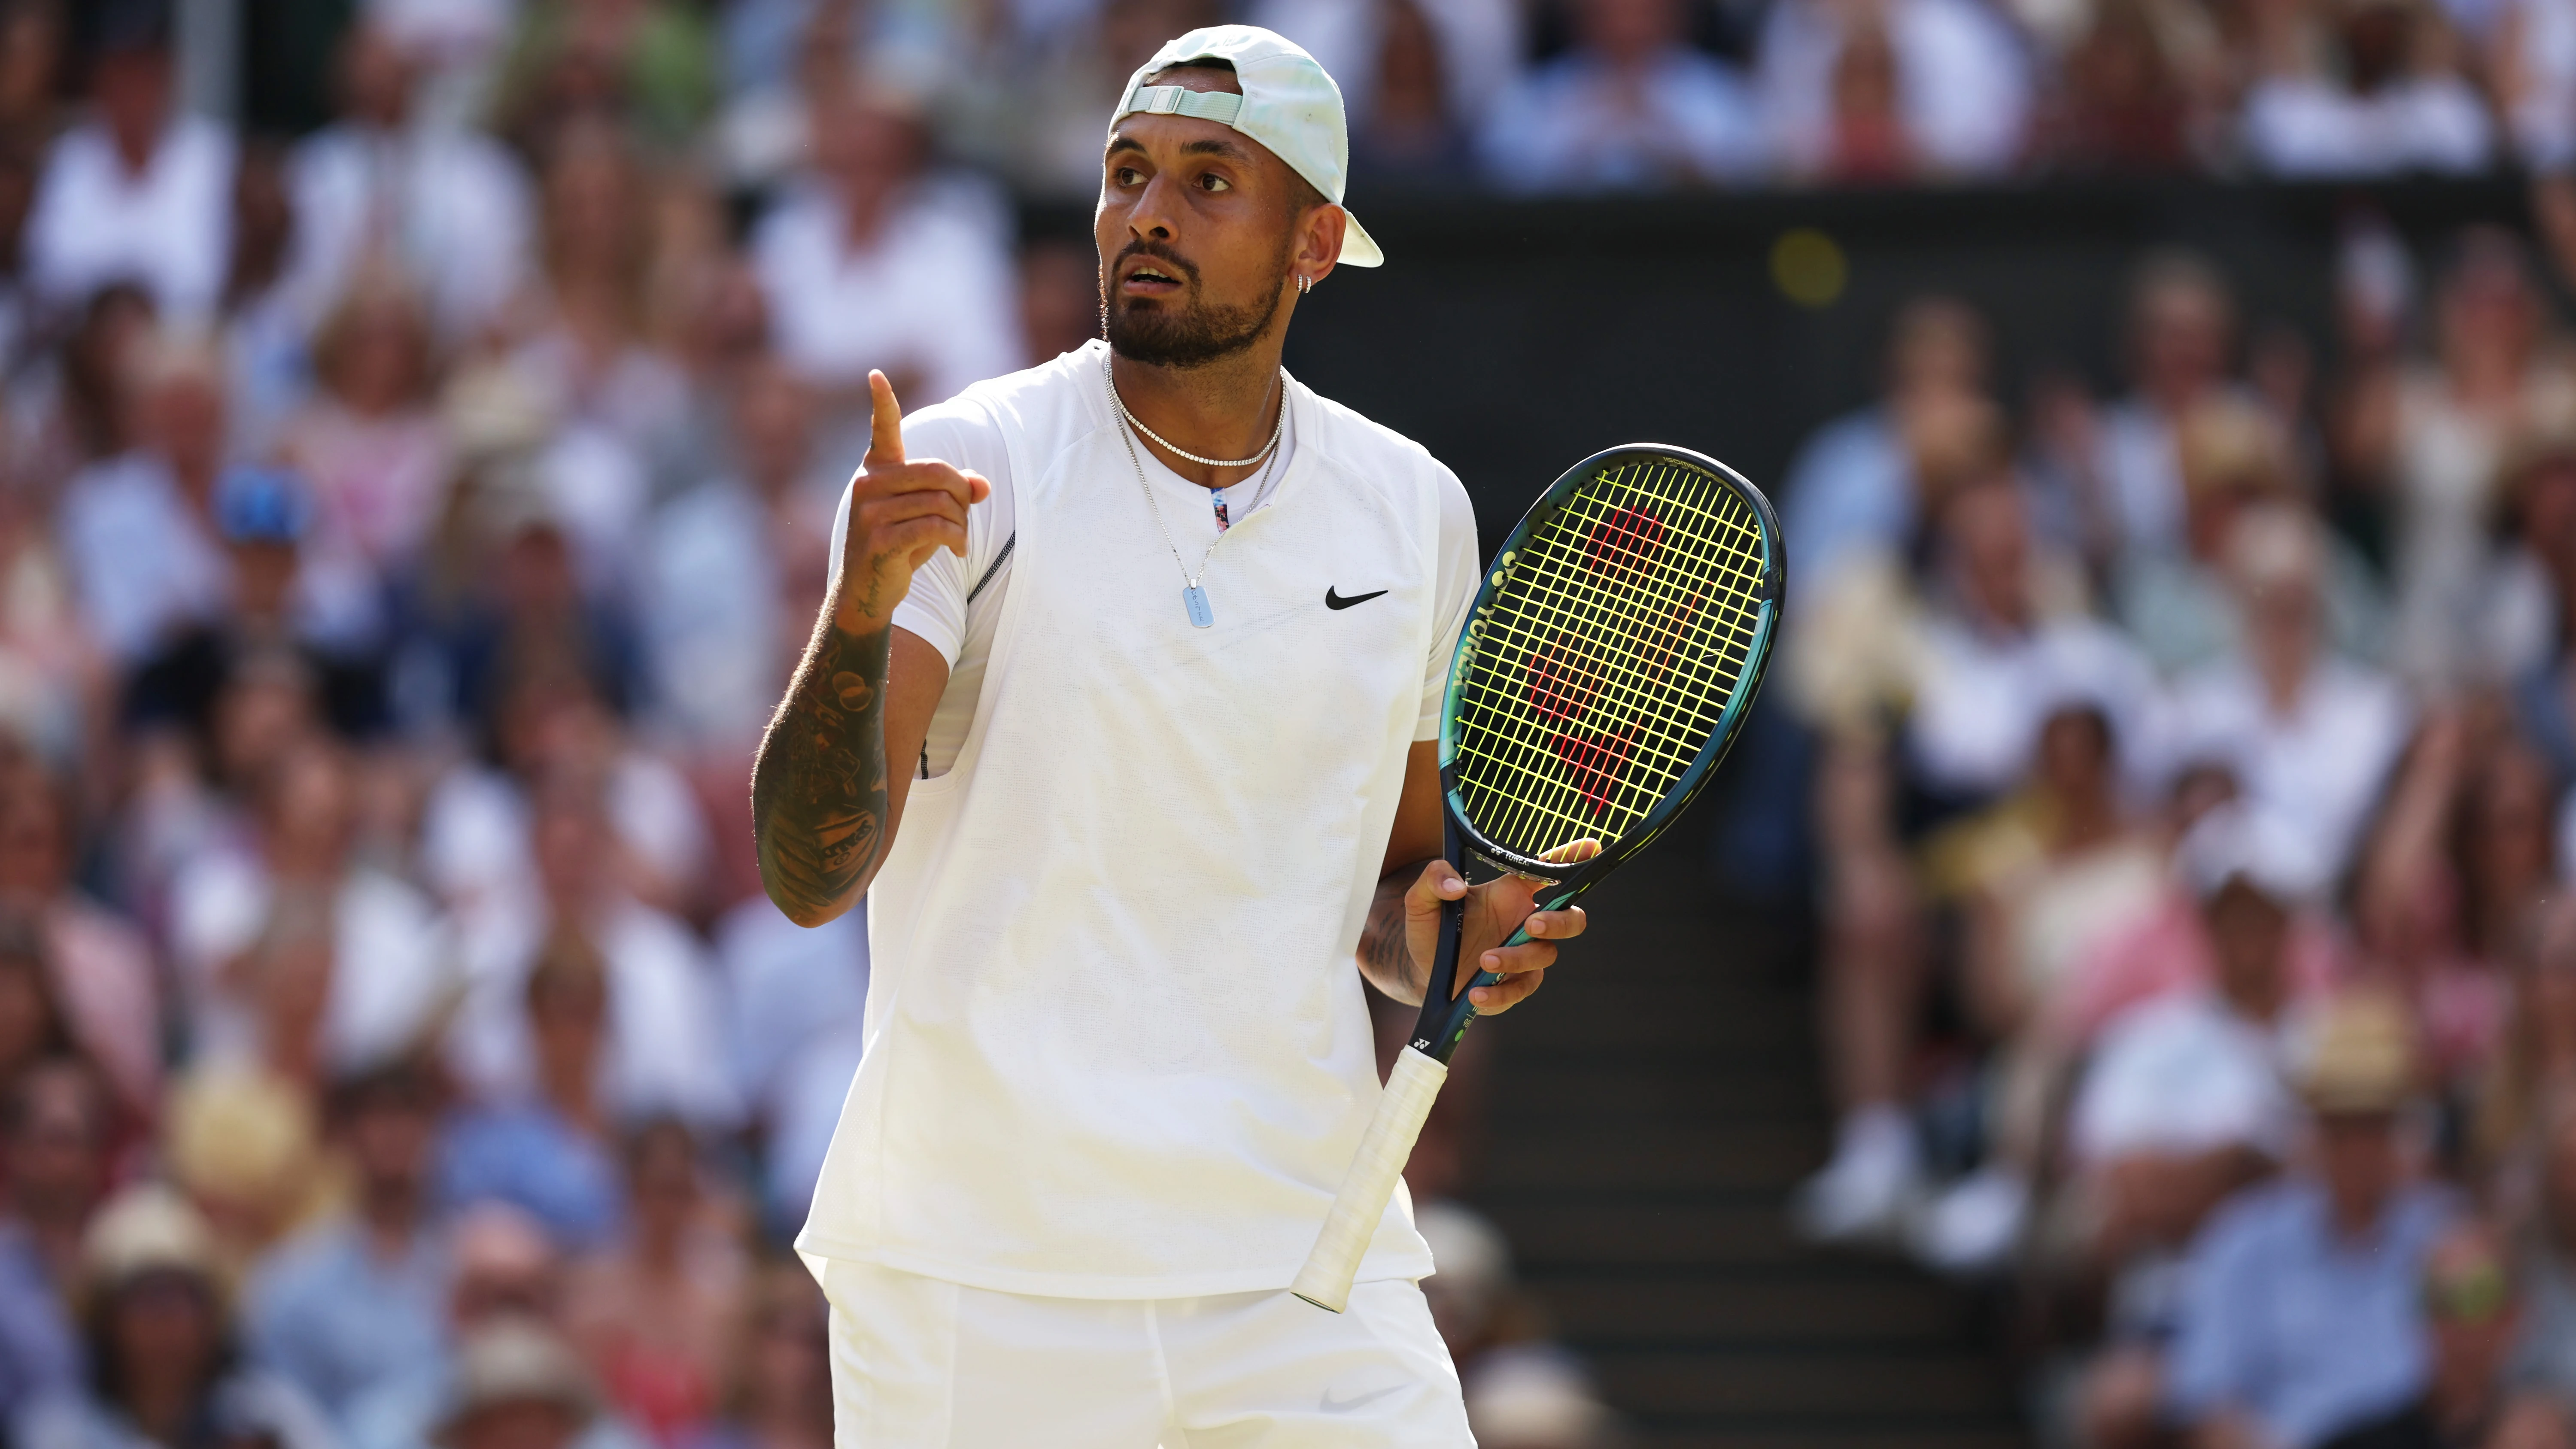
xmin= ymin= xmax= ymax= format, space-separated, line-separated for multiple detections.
xmin=1291 ymin=443 xmax=1783 ymax=1312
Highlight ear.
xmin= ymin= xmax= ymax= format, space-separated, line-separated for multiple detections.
xmin=1294 ymin=203 xmax=1346 ymax=291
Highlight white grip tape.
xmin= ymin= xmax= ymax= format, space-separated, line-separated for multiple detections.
xmin=1291 ymin=1045 xmax=1450 ymax=1312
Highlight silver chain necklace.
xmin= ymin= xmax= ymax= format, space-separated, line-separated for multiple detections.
xmin=1104 ymin=354 xmax=1285 ymax=469
xmin=1105 ymin=354 xmax=1285 ymax=628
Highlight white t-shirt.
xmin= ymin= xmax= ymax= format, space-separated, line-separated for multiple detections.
xmin=2069 ymin=990 xmax=2298 ymax=1165
xmin=881 ymin=376 xmax=1331 ymax=775
xmin=799 ymin=340 xmax=1480 ymax=1297
xmin=28 ymin=118 xmax=235 ymax=322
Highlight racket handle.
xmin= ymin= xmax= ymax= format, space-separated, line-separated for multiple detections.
xmin=1291 ymin=1045 xmax=1449 ymax=1312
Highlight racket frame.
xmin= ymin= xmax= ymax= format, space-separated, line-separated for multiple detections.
xmin=1405 ymin=444 xmax=1783 ymax=1064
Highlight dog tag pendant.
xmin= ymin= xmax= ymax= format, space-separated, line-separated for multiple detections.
xmin=1183 ymin=584 xmax=1213 ymax=628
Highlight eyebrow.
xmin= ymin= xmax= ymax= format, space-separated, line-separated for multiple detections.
xmin=1103 ymin=131 xmax=1255 ymax=165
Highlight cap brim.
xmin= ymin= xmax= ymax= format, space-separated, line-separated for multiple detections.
xmin=1337 ymin=210 xmax=1384 ymax=267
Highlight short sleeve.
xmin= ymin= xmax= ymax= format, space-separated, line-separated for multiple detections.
xmin=1418 ymin=465 xmax=1481 ymax=742
xmin=830 ymin=401 xmax=1016 ymax=667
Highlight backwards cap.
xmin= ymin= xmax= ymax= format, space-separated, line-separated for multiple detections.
xmin=1113 ymin=25 xmax=1384 ymax=268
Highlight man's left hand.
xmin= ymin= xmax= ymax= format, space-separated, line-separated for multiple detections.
xmin=1398 ymin=841 xmax=1597 ymax=1015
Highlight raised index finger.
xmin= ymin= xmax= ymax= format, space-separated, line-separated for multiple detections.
xmin=864 ymin=370 xmax=904 ymax=470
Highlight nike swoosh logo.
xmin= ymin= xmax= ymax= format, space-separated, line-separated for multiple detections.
xmin=1319 ymin=1384 xmax=1406 ymax=1413
xmin=1325 ymin=587 xmax=1388 ymax=610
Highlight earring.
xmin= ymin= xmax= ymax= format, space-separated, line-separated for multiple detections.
xmin=1297 ymin=274 xmax=1312 ymax=296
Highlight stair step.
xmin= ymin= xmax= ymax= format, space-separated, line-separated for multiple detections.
xmin=1478 ymin=1120 xmax=1824 ymax=1191
xmin=1536 ymin=1276 xmax=1981 ymax=1346
xmin=1593 ymin=1348 xmax=2019 ymax=1418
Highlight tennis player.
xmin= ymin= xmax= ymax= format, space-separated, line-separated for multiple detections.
xmin=751 ymin=25 xmax=1589 ymax=1443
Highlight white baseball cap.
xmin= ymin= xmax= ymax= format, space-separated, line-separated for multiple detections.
xmin=1112 ymin=25 xmax=1385 ymax=268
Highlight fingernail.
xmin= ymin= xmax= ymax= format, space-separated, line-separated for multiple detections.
xmin=1470 ymin=988 xmax=1489 ymax=1003
xmin=1482 ymin=953 xmax=1499 ymax=968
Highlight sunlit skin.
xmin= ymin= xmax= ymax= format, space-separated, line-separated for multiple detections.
xmin=753 ymin=62 xmax=1590 ymax=1012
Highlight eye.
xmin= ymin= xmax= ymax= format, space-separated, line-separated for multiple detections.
xmin=1197 ymin=171 xmax=1231 ymax=193
xmin=1112 ymin=165 xmax=1144 ymax=187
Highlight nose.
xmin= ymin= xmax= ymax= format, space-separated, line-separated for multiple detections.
xmin=1127 ymin=170 xmax=1184 ymax=247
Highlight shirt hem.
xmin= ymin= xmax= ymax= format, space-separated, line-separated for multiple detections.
xmin=790 ymin=1230 xmax=1436 ymax=1300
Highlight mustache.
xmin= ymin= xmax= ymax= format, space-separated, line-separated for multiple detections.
xmin=1112 ymin=240 xmax=1201 ymax=289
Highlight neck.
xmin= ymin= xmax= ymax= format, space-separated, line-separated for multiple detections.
xmin=1107 ymin=343 xmax=1286 ymax=489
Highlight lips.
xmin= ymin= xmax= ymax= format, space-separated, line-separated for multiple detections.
xmin=1116 ymin=251 xmax=1191 ymax=297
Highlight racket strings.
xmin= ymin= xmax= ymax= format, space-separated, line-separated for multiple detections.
xmin=1452 ymin=459 xmax=1769 ymax=860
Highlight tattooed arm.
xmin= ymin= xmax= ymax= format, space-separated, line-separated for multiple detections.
xmin=753 ymin=371 xmax=986 ymax=928
xmin=1358 ymin=741 xmax=1589 ymax=1014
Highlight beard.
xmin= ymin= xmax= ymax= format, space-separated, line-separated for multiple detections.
xmin=1100 ymin=238 xmax=1289 ymax=369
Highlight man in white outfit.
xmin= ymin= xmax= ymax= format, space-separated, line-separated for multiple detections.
xmin=748 ymin=24 xmax=1590 ymax=1446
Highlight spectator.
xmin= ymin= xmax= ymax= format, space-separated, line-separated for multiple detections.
xmin=750 ymin=87 xmax=1022 ymax=422
xmin=682 ymin=1264 xmax=828 ymax=1449
xmin=219 ymin=140 xmax=315 ymax=463
xmin=0 ymin=766 xmax=159 ymax=1121
xmin=432 ymin=1321 xmax=607 ymax=1449
xmin=167 ymin=741 xmax=455 ymax=1086
xmin=10 ymin=1183 xmax=337 ymax=1449
xmin=1778 ymin=294 xmax=1995 ymax=589
xmin=1252 ymin=0 xmax=1519 ymax=181
xmin=2160 ymin=991 xmax=2457 ymax=1449
xmin=492 ymin=116 xmax=682 ymax=535
xmin=2392 ymin=230 xmax=2573 ymax=696
xmin=54 ymin=333 xmax=231 ymax=665
xmin=1477 ymin=0 xmax=1764 ymax=191
xmin=2422 ymin=1219 xmax=2560 ymax=1449
xmin=2065 ymin=809 xmax=2325 ymax=1288
xmin=2240 ymin=0 xmax=2493 ymax=176
xmin=344 ymin=1201 xmax=648 ymax=1449
xmin=494 ymin=0 xmax=720 ymax=157
xmin=637 ymin=355 xmax=830 ymax=756
xmin=2348 ymin=712 xmax=2535 ymax=1091
xmin=2032 ymin=0 xmax=2195 ymax=173
xmin=2109 ymin=397 xmax=2385 ymax=674
xmin=437 ymin=930 xmax=629 ymax=1249
xmin=0 ymin=916 xmax=70 ymax=1093
xmin=1756 ymin=0 xmax=2034 ymax=182
xmin=278 ymin=279 xmax=456 ymax=580
xmin=0 ymin=1060 xmax=108 ymax=1427
xmin=288 ymin=22 xmax=535 ymax=344
xmin=562 ymin=1121 xmax=748 ymax=1445
xmin=246 ymin=1060 xmax=452 ymax=1431
xmin=1906 ymin=699 xmax=2172 ymax=1272
xmin=2166 ymin=503 xmax=2412 ymax=881
xmin=2090 ymin=251 xmax=2245 ymax=562
xmin=24 ymin=1 xmax=233 ymax=322
xmin=120 ymin=466 xmax=389 ymax=746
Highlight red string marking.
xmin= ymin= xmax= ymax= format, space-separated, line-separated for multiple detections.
xmin=1586 ymin=506 xmax=1665 ymax=577
xmin=1551 ymin=727 xmax=1636 ymax=815
xmin=1527 ymin=639 xmax=1604 ymax=723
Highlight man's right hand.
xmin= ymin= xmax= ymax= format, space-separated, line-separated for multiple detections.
xmin=835 ymin=370 xmax=991 ymax=636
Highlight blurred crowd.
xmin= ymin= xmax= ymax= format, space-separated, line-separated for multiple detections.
xmin=1776 ymin=217 xmax=2576 ymax=1449
xmin=0 ymin=3 xmax=1637 ymax=1449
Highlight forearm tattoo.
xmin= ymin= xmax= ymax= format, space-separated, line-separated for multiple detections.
xmin=1358 ymin=868 xmax=1431 ymax=1005
xmin=753 ymin=613 xmax=892 ymax=923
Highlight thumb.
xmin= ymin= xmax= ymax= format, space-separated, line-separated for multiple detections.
xmin=864 ymin=370 xmax=904 ymax=469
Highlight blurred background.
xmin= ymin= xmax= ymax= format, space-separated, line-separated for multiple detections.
xmin=7 ymin=0 xmax=2576 ymax=1447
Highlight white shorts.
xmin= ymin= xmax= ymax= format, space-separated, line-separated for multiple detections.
xmin=807 ymin=1257 xmax=1472 ymax=1448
